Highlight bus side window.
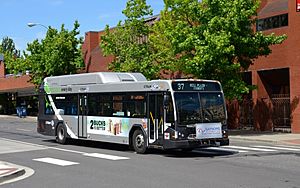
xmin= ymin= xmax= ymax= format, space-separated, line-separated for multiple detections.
xmin=54 ymin=94 xmax=78 ymax=115
xmin=100 ymin=102 xmax=111 ymax=116
xmin=125 ymin=94 xmax=146 ymax=118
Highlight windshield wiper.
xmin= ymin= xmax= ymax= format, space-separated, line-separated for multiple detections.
xmin=203 ymin=108 xmax=214 ymax=122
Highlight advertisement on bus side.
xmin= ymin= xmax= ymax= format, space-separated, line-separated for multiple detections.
xmin=87 ymin=116 xmax=147 ymax=136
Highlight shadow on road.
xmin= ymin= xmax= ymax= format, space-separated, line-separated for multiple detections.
xmin=42 ymin=139 xmax=237 ymax=158
xmin=150 ymin=148 xmax=237 ymax=158
xmin=42 ymin=139 xmax=131 ymax=152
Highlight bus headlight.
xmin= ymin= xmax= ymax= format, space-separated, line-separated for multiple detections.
xmin=171 ymin=131 xmax=179 ymax=139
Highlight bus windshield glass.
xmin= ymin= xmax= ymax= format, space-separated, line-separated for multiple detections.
xmin=174 ymin=92 xmax=226 ymax=125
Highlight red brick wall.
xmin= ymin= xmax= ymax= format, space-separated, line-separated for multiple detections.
xmin=288 ymin=0 xmax=300 ymax=133
xmin=0 ymin=75 xmax=34 ymax=92
xmin=0 ymin=61 xmax=5 ymax=78
xmin=249 ymin=0 xmax=300 ymax=133
xmin=81 ymin=31 xmax=114 ymax=73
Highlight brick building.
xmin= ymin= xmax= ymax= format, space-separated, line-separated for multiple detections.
xmin=0 ymin=61 xmax=37 ymax=115
xmin=245 ymin=0 xmax=300 ymax=133
xmin=81 ymin=31 xmax=113 ymax=73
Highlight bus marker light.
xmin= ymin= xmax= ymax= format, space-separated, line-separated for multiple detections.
xmin=164 ymin=133 xmax=170 ymax=139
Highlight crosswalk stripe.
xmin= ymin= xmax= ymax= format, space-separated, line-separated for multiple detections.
xmin=83 ymin=153 xmax=130 ymax=160
xmin=33 ymin=157 xmax=79 ymax=166
xmin=276 ymin=145 xmax=300 ymax=149
xmin=253 ymin=145 xmax=300 ymax=151
xmin=48 ymin=147 xmax=86 ymax=155
xmin=205 ymin=147 xmax=248 ymax=153
xmin=224 ymin=145 xmax=276 ymax=152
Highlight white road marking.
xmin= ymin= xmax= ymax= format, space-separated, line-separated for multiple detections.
xmin=0 ymin=138 xmax=47 ymax=154
xmin=83 ymin=153 xmax=130 ymax=160
xmin=47 ymin=147 xmax=86 ymax=155
xmin=206 ymin=147 xmax=248 ymax=153
xmin=276 ymin=145 xmax=300 ymax=149
xmin=33 ymin=157 xmax=79 ymax=166
xmin=253 ymin=145 xmax=300 ymax=151
xmin=16 ymin=128 xmax=32 ymax=132
xmin=1 ymin=138 xmax=130 ymax=162
xmin=224 ymin=145 xmax=276 ymax=152
xmin=0 ymin=137 xmax=48 ymax=148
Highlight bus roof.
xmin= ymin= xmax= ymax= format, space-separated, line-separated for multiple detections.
xmin=43 ymin=72 xmax=222 ymax=94
xmin=44 ymin=72 xmax=147 ymax=86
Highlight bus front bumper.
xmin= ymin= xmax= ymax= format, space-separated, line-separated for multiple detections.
xmin=163 ymin=138 xmax=229 ymax=150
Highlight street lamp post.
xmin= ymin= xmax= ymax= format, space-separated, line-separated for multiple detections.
xmin=27 ymin=22 xmax=48 ymax=29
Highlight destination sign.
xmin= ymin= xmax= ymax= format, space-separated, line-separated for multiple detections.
xmin=172 ymin=81 xmax=221 ymax=91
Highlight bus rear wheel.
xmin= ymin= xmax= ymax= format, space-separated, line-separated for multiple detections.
xmin=56 ymin=124 xmax=67 ymax=144
xmin=132 ymin=129 xmax=147 ymax=154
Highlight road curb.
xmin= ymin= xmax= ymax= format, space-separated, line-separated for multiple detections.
xmin=230 ymin=136 xmax=300 ymax=146
xmin=0 ymin=167 xmax=26 ymax=184
xmin=0 ymin=115 xmax=37 ymax=122
xmin=230 ymin=137 xmax=278 ymax=144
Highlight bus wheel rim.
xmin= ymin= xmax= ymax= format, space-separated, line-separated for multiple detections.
xmin=135 ymin=134 xmax=144 ymax=148
xmin=58 ymin=128 xmax=64 ymax=140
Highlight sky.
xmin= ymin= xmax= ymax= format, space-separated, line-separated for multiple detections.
xmin=0 ymin=0 xmax=164 ymax=51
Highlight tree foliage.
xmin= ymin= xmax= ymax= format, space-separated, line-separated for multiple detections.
xmin=0 ymin=37 xmax=20 ymax=57
xmin=7 ymin=21 xmax=84 ymax=87
xmin=151 ymin=0 xmax=287 ymax=99
xmin=0 ymin=37 xmax=21 ymax=74
xmin=100 ymin=0 xmax=161 ymax=79
xmin=101 ymin=0 xmax=287 ymax=99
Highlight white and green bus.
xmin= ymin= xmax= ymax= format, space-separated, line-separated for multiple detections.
xmin=38 ymin=72 xmax=229 ymax=153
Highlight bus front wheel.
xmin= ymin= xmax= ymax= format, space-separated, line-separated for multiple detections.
xmin=132 ymin=129 xmax=147 ymax=154
xmin=56 ymin=124 xmax=67 ymax=144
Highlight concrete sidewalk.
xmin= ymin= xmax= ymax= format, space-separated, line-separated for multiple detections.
xmin=229 ymin=132 xmax=300 ymax=145
xmin=0 ymin=161 xmax=26 ymax=185
xmin=0 ymin=115 xmax=37 ymax=122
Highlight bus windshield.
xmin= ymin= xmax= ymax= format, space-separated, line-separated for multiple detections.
xmin=174 ymin=92 xmax=226 ymax=125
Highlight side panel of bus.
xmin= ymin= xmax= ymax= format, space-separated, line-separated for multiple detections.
xmin=40 ymin=92 xmax=151 ymax=145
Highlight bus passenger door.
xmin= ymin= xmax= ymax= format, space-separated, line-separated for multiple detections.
xmin=148 ymin=93 xmax=164 ymax=144
xmin=78 ymin=94 xmax=88 ymax=138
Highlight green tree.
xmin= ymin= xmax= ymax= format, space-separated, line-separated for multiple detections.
xmin=0 ymin=37 xmax=20 ymax=57
xmin=100 ymin=0 xmax=160 ymax=79
xmin=8 ymin=21 xmax=84 ymax=87
xmin=0 ymin=37 xmax=22 ymax=74
xmin=151 ymin=0 xmax=287 ymax=99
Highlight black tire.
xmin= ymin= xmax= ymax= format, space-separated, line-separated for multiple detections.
xmin=56 ymin=124 xmax=68 ymax=144
xmin=132 ymin=129 xmax=147 ymax=154
xmin=181 ymin=148 xmax=193 ymax=152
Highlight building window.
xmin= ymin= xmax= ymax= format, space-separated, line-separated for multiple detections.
xmin=256 ymin=14 xmax=288 ymax=31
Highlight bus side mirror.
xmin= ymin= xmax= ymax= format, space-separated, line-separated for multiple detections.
xmin=163 ymin=94 xmax=170 ymax=108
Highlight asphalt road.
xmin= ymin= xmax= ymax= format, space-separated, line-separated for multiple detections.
xmin=1 ymin=116 xmax=300 ymax=188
